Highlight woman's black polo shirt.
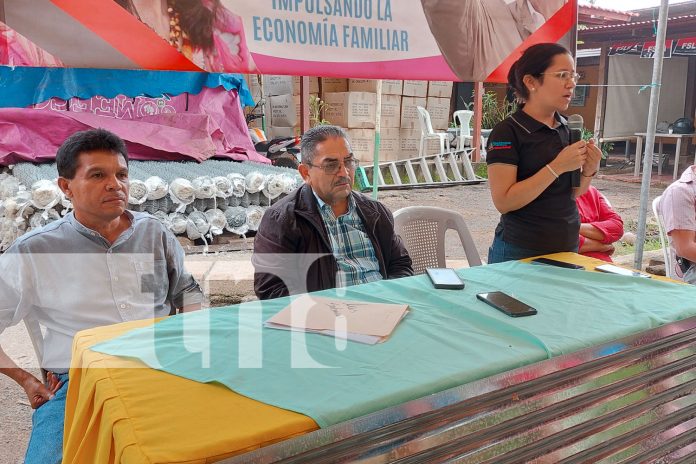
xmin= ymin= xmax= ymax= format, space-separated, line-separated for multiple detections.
xmin=486 ymin=110 xmax=580 ymax=253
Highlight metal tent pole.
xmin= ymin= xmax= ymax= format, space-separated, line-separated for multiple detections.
xmin=372 ymin=80 xmax=383 ymax=200
xmin=634 ymin=0 xmax=670 ymax=270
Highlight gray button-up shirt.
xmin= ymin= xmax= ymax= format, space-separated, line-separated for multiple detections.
xmin=0 ymin=211 xmax=202 ymax=372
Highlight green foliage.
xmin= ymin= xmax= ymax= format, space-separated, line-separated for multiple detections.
xmin=581 ymin=128 xmax=613 ymax=159
xmin=473 ymin=162 xmax=488 ymax=179
xmin=481 ymin=91 xmax=517 ymax=130
xmin=310 ymin=95 xmax=331 ymax=126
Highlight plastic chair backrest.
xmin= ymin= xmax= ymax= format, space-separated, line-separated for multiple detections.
xmin=393 ymin=206 xmax=482 ymax=275
xmin=652 ymin=196 xmax=675 ymax=279
xmin=416 ymin=106 xmax=435 ymax=136
xmin=453 ymin=110 xmax=473 ymax=138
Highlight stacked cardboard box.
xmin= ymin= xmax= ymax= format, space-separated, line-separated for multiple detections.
xmin=262 ymin=75 xmax=320 ymax=138
xmin=244 ymin=75 xmax=454 ymax=160
xmin=399 ymin=81 xmax=454 ymax=158
xmin=324 ymin=79 xmax=406 ymax=160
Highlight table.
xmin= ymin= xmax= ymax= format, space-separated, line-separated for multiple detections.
xmin=63 ymin=254 xmax=694 ymax=463
xmin=633 ymin=132 xmax=696 ymax=179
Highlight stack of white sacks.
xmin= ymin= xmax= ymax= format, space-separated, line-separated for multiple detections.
xmin=0 ymin=160 xmax=301 ymax=251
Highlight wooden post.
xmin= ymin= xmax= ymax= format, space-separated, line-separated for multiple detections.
xmin=300 ymin=76 xmax=310 ymax=134
xmin=472 ymin=82 xmax=484 ymax=162
xmin=593 ymin=43 xmax=610 ymax=138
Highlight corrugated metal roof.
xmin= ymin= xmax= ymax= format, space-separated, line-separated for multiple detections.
xmin=584 ymin=13 xmax=696 ymax=31
xmin=579 ymin=2 xmax=637 ymax=16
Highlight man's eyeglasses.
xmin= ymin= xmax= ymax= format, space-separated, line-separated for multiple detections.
xmin=305 ymin=157 xmax=360 ymax=175
xmin=541 ymin=71 xmax=581 ymax=83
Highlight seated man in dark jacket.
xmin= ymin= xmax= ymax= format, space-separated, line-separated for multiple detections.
xmin=253 ymin=125 xmax=413 ymax=299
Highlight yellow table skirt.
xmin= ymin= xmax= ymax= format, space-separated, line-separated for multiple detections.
xmin=64 ymin=319 xmax=318 ymax=463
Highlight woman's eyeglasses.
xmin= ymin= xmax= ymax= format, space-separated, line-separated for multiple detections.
xmin=541 ymin=71 xmax=581 ymax=83
xmin=305 ymin=157 xmax=360 ymax=175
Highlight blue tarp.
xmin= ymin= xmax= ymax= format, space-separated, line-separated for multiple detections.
xmin=0 ymin=66 xmax=254 ymax=108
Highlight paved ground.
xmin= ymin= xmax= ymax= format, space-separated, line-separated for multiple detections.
xmin=0 ymin=163 xmax=674 ymax=463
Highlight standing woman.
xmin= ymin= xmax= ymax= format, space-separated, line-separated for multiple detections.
xmin=486 ymin=43 xmax=602 ymax=263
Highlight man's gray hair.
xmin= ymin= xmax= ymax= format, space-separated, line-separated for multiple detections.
xmin=300 ymin=125 xmax=351 ymax=165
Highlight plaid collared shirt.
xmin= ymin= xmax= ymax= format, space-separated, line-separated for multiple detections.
xmin=315 ymin=192 xmax=383 ymax=288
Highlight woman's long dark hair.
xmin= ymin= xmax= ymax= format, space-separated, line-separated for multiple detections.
xmin=115 ymin=0 xmax=219 ymax=50
xmin=508 ymin=43 xmax=570 ymax=105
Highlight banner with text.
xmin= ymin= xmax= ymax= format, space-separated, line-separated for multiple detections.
xmin=0 ymin=0 xmax=575 ymax=82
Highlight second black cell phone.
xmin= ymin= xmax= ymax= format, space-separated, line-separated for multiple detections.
xmin=476 ymin=291 xmax=537 ymax=317
xmin=531 ymin=257 xmax=585 ymax=270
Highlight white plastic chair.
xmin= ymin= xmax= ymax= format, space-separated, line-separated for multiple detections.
xmin=393 ymin=206 xmax=482 ymax=275
xmin=652 ymin=196 xmax=676 ymax=279
xmin=452 ymin=110 xmax=486 ymax=150
xmin=452 ymin=110 xmax=474 ymax=148
xmin=416 ymin=106 xmax=450 ymax=157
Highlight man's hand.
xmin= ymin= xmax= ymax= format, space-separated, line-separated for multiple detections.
xmin=21 ymin=372 xmax=62 ymax=409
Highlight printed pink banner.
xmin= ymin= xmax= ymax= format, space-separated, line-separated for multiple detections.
xmin=0 ymin=0 xmax=576 ymax=83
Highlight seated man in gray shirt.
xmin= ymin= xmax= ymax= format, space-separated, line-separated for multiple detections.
xmin=0 ymin=128 xmax=203 ymax=464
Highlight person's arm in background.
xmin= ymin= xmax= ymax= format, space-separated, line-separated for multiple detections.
xmin=252 ymin=208 xmax=307 ymax=300
xmin=528 ymin=0 xmax=566 ymax=20
xmin=0 ymin=348 xmax=61 ymax=409
xmin=670 ymin=229 xmax=696 ymax=263
xmin=0 ymin=255 xmax=61 ymax=409
xmin=577 ymin=188 xmax=624 ymax=255
xmin=165 ymin=229 xmax=203 ymax=313
xmin=661 ymin=179 xmax=696 ymax=263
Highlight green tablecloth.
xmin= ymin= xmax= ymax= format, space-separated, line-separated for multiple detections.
xmin=92 ymin=261 xmax=696 ymax=427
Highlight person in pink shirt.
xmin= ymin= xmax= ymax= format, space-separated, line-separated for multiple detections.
xmin=659 ymin=165 xmax=696 ymax=283
xmin=576 ymin=186 xmax=624 ymax=262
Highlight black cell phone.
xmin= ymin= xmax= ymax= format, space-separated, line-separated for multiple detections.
xmin=476 ymin=292 xmax=537 ymax=317
xmin=426 ymin=268 xmax=465 ymax=289
xmin=595 ymin=264 xmax=652 ymax=278
xmin=531 ymin=257 xmax=585 ymax=270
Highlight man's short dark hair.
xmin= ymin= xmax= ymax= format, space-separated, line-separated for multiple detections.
xmin=56 ymin=128 xmax=128 ymax=179
xmin=300 ymin=125 xmax=351 ymax=165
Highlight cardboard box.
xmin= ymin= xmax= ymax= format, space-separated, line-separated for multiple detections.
xmin=264 ymin=75 xmax=319 ymax=96
xmin=269 ymin=94 xmax=300 ymax=127
xmin=245 ymin=74 xmax=263 ymax=101
xmin=348 ymin=79 xmax=378 ymax=93
xmin=399 ymin=128 xmax=421 ymax=157
xmin=347 ymin=128 xmax=400 ymax=162
xmin=378 ymin=128 xmax=401 ymax=161
xmin=268 ymin=126 xmax=301 ymax=138
xmin=426 ymin=96 xmax=451 ymax=130
xmin=380 ymin=94 xmax=401 ymax=128
xmin=400 ymin=96 xmax=427 ymax=129
xmin=323 ymin=92 xmax=377 ymax=129
xmin=320 ymin=78 xmax=349 ymax=93
xmin=382 ymin=80 xmax=403 ymax=95
xmin=346 ymin=128 xmax=375 ymax=160
xmin=399 ymin=128 xmax=448 ymax=157
xmin=402 ymin=80 xmax=428 ymax=97
xmin=428 ymin=81 xmax=454 ymax=98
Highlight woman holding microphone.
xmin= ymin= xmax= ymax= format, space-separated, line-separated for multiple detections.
xmin=486 ymin=43 xmax=602 ymax=263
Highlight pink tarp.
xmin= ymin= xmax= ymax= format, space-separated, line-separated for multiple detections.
xmin=0 ymin=86 xmax=269 ymax=166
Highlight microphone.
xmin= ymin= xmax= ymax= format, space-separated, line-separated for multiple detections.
xmin=567 ymin=114 xmax=584 ymax=188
